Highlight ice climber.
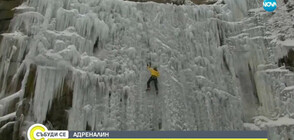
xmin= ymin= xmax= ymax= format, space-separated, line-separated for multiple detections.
xmin=146 ymin=62 xmax=160 ymax=94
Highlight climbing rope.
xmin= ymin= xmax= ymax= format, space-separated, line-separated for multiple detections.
xmin=141 ymin=4 xmax=152 ymax=65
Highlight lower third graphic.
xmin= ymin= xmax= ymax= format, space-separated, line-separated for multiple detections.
xmin=27 ymin=124 xmax=268 ymax=140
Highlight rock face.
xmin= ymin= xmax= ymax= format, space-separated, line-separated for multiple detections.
xmin=127 ymin=0 xmax=217 ymax=5
xmin=190 ymin=0 xmax=217 ymax=4
xmin=0 ymin=0 xmax=294 ymax=140
xmin=0 ymin=0 xmax=22 ymax=35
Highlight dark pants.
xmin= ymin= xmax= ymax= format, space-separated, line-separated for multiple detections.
xmin=147 ymin=76 xmax=158 ymax=91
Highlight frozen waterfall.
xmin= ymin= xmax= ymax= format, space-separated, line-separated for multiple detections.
xmin=0 ymin=0 xmax=294 ymax=139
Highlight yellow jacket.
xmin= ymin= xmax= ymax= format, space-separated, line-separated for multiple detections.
xmin=148 ymin=66 xmax=160 ymax=77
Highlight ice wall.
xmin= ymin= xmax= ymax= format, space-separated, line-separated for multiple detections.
xmin=0 ymin=0 xmax=293 ymax=139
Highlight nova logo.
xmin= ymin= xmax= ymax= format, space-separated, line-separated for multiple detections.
xmin=263 ymin=0 xmax=277 ymax=12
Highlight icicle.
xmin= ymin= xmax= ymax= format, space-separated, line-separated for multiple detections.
xmin=33 ymin=66 xmax=67 ymax=123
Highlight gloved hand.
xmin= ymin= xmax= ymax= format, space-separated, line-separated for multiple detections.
xmin=147 ymin=62 xmax=151 ymax=67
